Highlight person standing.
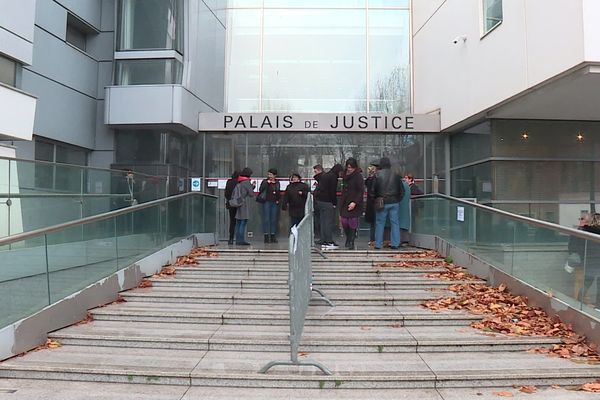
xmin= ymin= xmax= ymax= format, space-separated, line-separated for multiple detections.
xmin=282 ymin=173 xmax=309 ymax=230
xmin=258 ymin=168 xmax=281 ymax=243
xmin=399 ymin=174 xmax=411 ymax=246
xmin=312 ymin=164 xmax=324 ymax=239
xmin=374 ymin=157 xmax=404 ymax=250
xmin=314 ymin=163 xmax=343 ymax=249
xmin=232 ymin=167 xmax=255 ymax=246
xmin=339 ymin=158 xmax=364 ymax=250
xmin=405 ymin=173 xmax=424 ymax=196
xmin=224 ymin=170 xmax=239 ymax=245
xmin=364 ymin=162 xmax=378 ymax=245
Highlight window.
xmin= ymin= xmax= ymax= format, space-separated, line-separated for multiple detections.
xmin=34 ymin=138 xmax=89 ymax=191
xmin=114 ymin=59 xmax=183 ymax=85
xmin=65 ymin=13 xmax=96 ymax=52
xmin=117 ymin=0 xmax=184 ymax=52
xmin=0 ymin=54 xmax=16 ymax=86
xmin=482 ymin=0 xmax=502 ymax=34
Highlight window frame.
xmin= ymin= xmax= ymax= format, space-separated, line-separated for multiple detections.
xmin=481 ymin=0 xmax=503 ymax=38
xmin=0 ymin=53 xmax=17 ymax=87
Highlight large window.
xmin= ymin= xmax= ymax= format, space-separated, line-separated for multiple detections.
xmin=115 ymin=59 xmax=183 ymax=85
xmin=482 ymin=0 xmax=502 ymax=34
xmin=226 ymin=3 xmax=411 ymax=113
xmin=0 ymin=54 xmax=16 ymax=87
xmin=34 ymin=138 xmax=89 ymax=192
xmin=117 ymin=0 xmax=183 ymax=52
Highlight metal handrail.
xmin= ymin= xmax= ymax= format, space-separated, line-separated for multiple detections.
xmin=416 ymin=193 xmax=600 ymax=243
xmin=0 ymin=192 xmax=217 ymax=247
xmin=0 ymin=193 xmax=131 ymax=198
xmin=0 ymin=156 xmax=166 ymax=179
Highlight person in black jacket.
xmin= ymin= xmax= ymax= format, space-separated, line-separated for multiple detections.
xmin=373 ymin=157 xmax=404 ymax=250
xmin=224 ymin=171 xmax=239 ymax=245
xmin=314 ymin=163 xmax=344 ymax=249
xmin=312 ymin=164 xmax=324 ymax=239
xmin=282 ymin=173 xmax=309 ymax=230
xmin=258 ymin=168 xmax=281 ymax=243
xmin=339 ymin=158 xmax=364 ymax=250
xmin=364 ymin=162 xmax=378 ymax=245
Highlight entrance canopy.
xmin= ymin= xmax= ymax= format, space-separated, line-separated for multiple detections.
xmin=199 ymin=113 xmax=440 ymax=133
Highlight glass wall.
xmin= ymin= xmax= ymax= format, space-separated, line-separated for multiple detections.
xmin=450 ymin=119 xmax=600 ymax=226
xmin=0 ymin=54 xmax=17 ymax=87
xmin=117 ymin=0 xmax=183 ymax=52
xmin=225 ymin=2 xmax=410 ymax=113
xmin=202 ymin=131 xmax=425 ymax=239
xmin=114 ymin=59 xmax=183 ymax=85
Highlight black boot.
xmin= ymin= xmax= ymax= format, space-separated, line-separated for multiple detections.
xmin=270 ymin=234 xmax=278 ymax=243
xmin=264 ymin=234 xmax=270 ymax=243
xmin=228 ymin=236 xmax=234 ymax=245
xmin=348 ymin=229 xmax=356 ymax=250
xmin=344 ymin=228 xmax=351 ymax=248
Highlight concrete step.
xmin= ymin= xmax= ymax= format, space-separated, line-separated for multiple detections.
xmin=89 ymin=303 xmax=480 ymax=326
xmin=121 ymin=287 xmax=446 ymax=306
xmin=145 ymin=276 xmax=477 ymax=290
xmin=49 ymin=322 xmax=561 ymax=353
xmin=2 ymin=347 xmax=600 ymax=389
xmin=175 ymin=267 xmax=447 ymax=276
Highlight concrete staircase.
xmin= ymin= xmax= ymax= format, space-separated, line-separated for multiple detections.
xmin=2 ymin=248 xmax=600 ymax=396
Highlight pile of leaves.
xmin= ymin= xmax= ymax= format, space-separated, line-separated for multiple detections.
xmin=189 ymin=246 xmax=218 ymax=258
xmin=175 ymin=255 xmax=197 ymax=266
xmin=153 ymin=265 xmax=176 ymax=278
xmin=377 ymin=260 xmax=446 ymax=268
xmin=425 ymin=264 xmax=481 ymax=282
xmin=390 ymin=250 xmax=440 ymax=259
xmin=423 ymin=281 xmax=600 ymax=362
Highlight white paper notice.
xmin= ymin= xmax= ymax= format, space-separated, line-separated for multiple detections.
xmin=217 ymin=179 xmax=227 ymax=189
xmin=457 ymin=206 xmax=465 ymax=222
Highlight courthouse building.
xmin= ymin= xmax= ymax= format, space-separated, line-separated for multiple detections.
xmin=1 ymin=0 xmax=600 ymax=235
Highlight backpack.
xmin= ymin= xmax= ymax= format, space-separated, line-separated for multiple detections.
xmin=228 ymin=184 xmax=243 ymax=208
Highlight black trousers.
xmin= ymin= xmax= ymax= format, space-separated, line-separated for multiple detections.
xmin=228 ymin=207 xmax=237 ymax=240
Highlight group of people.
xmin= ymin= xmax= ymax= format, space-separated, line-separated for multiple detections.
xmin=224 ymin=167 xmax=309 ymax=245
xmin=224 ymin=158 xmax=422 ymax=250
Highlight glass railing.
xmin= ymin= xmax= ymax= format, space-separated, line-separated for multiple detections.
xmin=0 ymin=157 xmax=168 ymax=237
xmin=412 ymin=195 xmax=600 ymax=319
xmin=0 ymin=192 xmax=217 ymax=329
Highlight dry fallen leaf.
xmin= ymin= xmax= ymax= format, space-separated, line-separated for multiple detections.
xmin=519 ymin=385 xmax=537 ymax=394
xmin=138 ymin=279 xmax=153 ymax=288
xmin=492 ymin=391 xmax=514 ymax=397
xmin=45 ymin=339 xmax=62 ymax=349
xmin=581 ymin=381 xmax=600 ymax=392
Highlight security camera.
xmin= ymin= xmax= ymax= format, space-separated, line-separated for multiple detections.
xmin=453 ymin=35 xmax=467 ymax=44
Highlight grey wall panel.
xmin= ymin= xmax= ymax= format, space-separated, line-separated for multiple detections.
xmin=186 ymin=0 xmax=225 ymax=112
xmin=28 ymin=27 xmax=99 ymax=98
xmin=34 ymin=0 xmax=67 ymax=40
xmin=22 ymin=70 xmax=96 ymax=149
xmin=0 ymin=0 xmax=35 ymax=42
xmin=55 ymin=0 xmax=102 ymax=29
xmin=94 ymin=100 xmax=114 ymax=150
xmin=88 ymin=149 xmax=113 ymax=169
xmin=87 ymin=32 xmax=114 ymax=62
xmin=100 ymin=0 xmax=116 ymax=32
xmin=0 ymin=29 xmax=33 ymax=65
xmin=96 ymin=61 xmax=113 ymax=100
xmin=105 ymin=85 xmax=175 ymax=125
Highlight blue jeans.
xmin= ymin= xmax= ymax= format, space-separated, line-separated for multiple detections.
xmin=262 ymin=201 xmax=279 ymax=235
xmin=235 ymin=219 xmax=248 ymax=243
xmin=375 ymin=203 xmax=400 ymax=248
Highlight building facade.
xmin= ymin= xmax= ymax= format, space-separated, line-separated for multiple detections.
xmin=1 ymin=0 xmax=600 ymax=232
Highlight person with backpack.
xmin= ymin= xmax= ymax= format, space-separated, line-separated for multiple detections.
xmin=230 ymin=167 xmax=255 ymax=246
xmin=281 ymin=173 xmax=309 ymax=230
xmin=224 ymin=170 xmax=239 ymax=245
xmin=373 ymin=157 xmax=405 ymax=250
